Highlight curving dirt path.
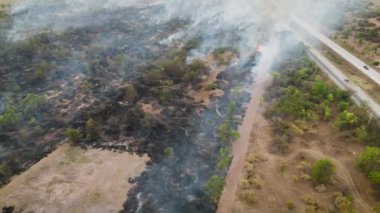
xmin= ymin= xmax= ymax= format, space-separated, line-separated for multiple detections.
xmin=292 ymin=148 xmax=374 ymax=212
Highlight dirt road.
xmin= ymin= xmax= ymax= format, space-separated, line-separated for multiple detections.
xmin=217 ymin=69 xmax=272 ymax=213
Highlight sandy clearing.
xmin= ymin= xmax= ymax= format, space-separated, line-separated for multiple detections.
xmin=0 ymin=143 xmax=149 ymax=213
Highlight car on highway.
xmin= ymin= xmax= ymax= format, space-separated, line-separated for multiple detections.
xmin=364 ymin=65 xmax=369 ymax=70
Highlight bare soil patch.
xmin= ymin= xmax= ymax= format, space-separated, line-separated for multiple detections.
xmin=0 ymin=144 xmax=148 ymax=213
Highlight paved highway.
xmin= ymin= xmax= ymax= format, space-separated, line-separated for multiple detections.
xmin=291 ymin=15 xmax=380 ymax=86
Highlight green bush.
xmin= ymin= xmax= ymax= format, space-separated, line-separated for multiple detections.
xmin=20 ymin=93 xmax=47 ymax=113
xmin=356 ymin=147 xmax=380 ymax=175
xmin=65 ymin=128 xmax=82 ymax=142
xmin=79 ymin=80 xmax=92 ymax=92
xmin=239 ymin=189 xmax=256 ymax=205
xmin=332 ymin=192 xmax=355 ymax=212
xmin=124 ymin=85 xmax=139 ymax=103
xmin=164 ymin=147 xmax=174 ymax=157
xmin=184 ymin=39 xmax=200 ymax=50
xmin=369 ymin=171 xmax=380 ymax=184
xmin=85 ymin=119 xmax=100 ymax=141
xmin=286 ymin=200 xmax=296 ymax=210
xmin=0 ymin=106 xmax=22 ymax=127
xmin=206 ymin=82 xmax=217 ymax=91
xmin=33 ymin=61 xmax=52 ymax=81
xmin=213 ymin=47 xmax=235 ymax=65
xmin=207 ymin=175 xmax=225 ymax=203
xmin=311 ymin=159 xmax=336 ymax=184
xmin=336 ymin=110 xmax=357 ymax=129
xmin=216 ymin=148 xmax=232 ymax=170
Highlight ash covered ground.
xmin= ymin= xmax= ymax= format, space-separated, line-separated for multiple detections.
xmin=0 ymin=1 xmax=257 ymax=212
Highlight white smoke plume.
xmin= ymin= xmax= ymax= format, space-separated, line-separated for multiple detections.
xmin=5 ymin=0 xmax=359 ymax=73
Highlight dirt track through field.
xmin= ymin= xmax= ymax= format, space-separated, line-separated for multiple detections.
xmin=217 ymin=69 xmax=272 ymax=213
xmin=292 ymin=148 xmax=374 ymax=212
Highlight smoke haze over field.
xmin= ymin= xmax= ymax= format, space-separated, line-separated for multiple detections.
xmin=1 ymin=0 xmax=360 ymax=212
xmin=8 ymin=0 xmax=356 ymax=46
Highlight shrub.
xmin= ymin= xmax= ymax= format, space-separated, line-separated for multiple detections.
xmin=312 ymin=81 xmax=328 ymax=97
xmin=0 ymin=105 xmax=22 ymax=127
xmin=79 ymin=80 xmax=92 ymax=92
xmin=189 ymin=59 xmax=207 ymax=74
xmin=369 ymin=171 xmax=380 ymax=184
xmin=160 ymin=58 xmax=186 ymax=80
xmin=217 ymin=148 xmax=232 ymax=170
xmin=355 ymin=126 xmax=368 ymax=143
xmin=33 ymin=61 xmax=52 ymax=81
xmin=207 ymin=175 xmax=225 ymax=203
xmin=332 ymin=192 xmax=355 ymax=212
xmin=339 ymin=101 xmax=350 ymax=112
xmin=164 ymin=147 xmax=174 ymax=157
xmin=65 ymin=128 xmax=82 ymax=142
xmin=279 ymin=163 xmax=287 ymax=174
xmin=336 ymin=110 xmax=357 ymax=129
xmin=143 ymin=68 xmax=166 ymax=83
xmin=239 ymin=189 xmax=256 ymax=204
xmin=85 ymin=119 xmax=100 ymax=141
xmin=213 ymin=47 xmax=235 ymax=65
xmin=124 ymin=85 xmax=138 ymax=103
xmin=206 ymin=82 xmax=217 ymax=91
xmin=20 ymin=93 xmax=47 ymax=113
xmin=286 ymin=200 xmax=295 ymax=210
xmin=184 ymin=38 xmax=200 ymax=50
xmin=356 ymin=147 xmax=380 ymax=175
xmin=311 ymin=159 xmax=336 ymax=184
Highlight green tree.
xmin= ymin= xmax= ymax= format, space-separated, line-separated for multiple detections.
xmin=311 ymin=159 xmax=336 ymax=184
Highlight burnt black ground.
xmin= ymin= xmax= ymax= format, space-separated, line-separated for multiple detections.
xmin=0 ymin=3 xmax=254 ymax=212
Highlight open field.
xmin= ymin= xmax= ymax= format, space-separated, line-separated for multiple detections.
xmin=220 ymin=50 xmax=380 ymax=212
xmin=0 ymin=144 xmax=148 ymax=212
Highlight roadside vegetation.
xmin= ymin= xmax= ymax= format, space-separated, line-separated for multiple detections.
xmin=334 ymin=2 xmax=380 ymax=71
xmin=266 ymin=48 xmax=380 ymax=192
xmin=237 ymin=46 xmax=378 ymax=212
xmin=265 ymin=49 xmax=380 ymax=153
xmin=207 ymin=101 xmax=240 ymax=204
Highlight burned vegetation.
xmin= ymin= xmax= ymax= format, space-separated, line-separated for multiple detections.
xmin=0 ymin=3 xmax=256 ymax=212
